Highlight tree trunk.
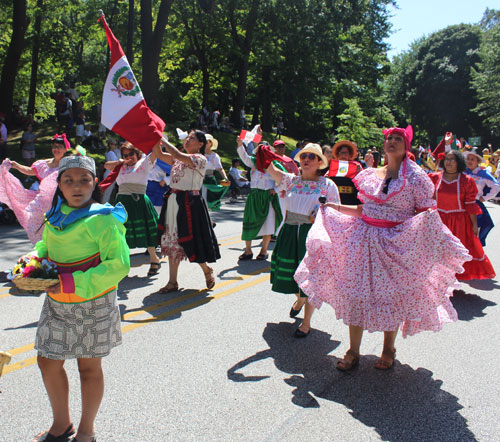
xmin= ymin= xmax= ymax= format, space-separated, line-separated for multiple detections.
xmin=229 ymin=0 xmax=260 ymax=126
xmin=127 ymin=0 xmax=135 ymax=64
xmin=27 ymin=0 xmax=42 ymax=116
xmin=260 ymin=67 xmax=272 ymax=131
xmin=140 ymin=0 xmax=174 ymax=105
xmin=0 ymin=0 xmax=28 ymax=114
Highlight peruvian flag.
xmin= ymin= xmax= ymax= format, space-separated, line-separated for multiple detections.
xmin=98 ymin=13 xmax=164 ymax=154
xmin=240 ymin=125 xmax=262 ymax=145
xmin=328 ymin=160 xmax=358 ymax=179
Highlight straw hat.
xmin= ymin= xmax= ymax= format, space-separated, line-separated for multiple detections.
xmin=294 ymin=143 xmax=329 ymax=169
xmin=205 ymin=134 xmax=218 ymax=150
xmin=464 ymin=147 xmax=483 ymax=162
xmin=332 ymin=140 xmax=358 ymax=160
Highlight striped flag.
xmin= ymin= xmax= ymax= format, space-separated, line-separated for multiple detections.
xmin=328 ymin=160 xmax=358 ymax=179
xmin=98 ymin=13 xmax=164 ymax=154
xmin=240 ymin=125 xmax=262 ymax=145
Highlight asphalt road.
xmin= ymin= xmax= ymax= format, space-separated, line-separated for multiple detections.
xmin=0 ymin=198 xmax=499 ymax=442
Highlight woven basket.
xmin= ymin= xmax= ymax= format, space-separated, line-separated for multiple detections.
xmin=13 ymin=276 xmax=59 ymax=292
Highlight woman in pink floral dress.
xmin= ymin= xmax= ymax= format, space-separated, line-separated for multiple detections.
xmin=0 ymin=134 xmax=68 ymax=243
xmin=295 ymin=126 xmax=471 ymax=371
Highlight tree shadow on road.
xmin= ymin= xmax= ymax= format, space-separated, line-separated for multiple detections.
xmin=228 ymin=321 xmax=477 ymax=442
xmin=451 ymin=290 xmax=497 ymax=321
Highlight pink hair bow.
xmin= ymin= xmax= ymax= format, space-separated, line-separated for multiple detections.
xmin=52 ymin=133 xmax=71 ymax=150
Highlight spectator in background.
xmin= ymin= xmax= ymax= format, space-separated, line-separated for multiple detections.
xmin=209 ymin=110 xmax=220 ymax=132
xmin=240 ymin=106 xmax=246 ymax=129
xmin=199 ymin=105 xmax=210 ymax=130
xmin=74 ymin=102 xmax=85 ymax=146
xmin=229 ymin=158 xmax=249 ymax=200
xmin=66 ymin=82 xmax=79 ymax=102
xmin=21 ymin=123 xmax=38 ymax=165
xmin=0 ymin=113 xmax=8 ymax=161
xmin=276 ymin=117 xmax=284 ymax=139
xmin=364 ymin=150 xmax=375 ymax=168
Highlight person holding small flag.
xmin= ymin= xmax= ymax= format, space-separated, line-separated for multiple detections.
xmin=236 ymin=135 xmax=283 ymax=261
xmin=327 ymin=140 xmax=362 ymax=205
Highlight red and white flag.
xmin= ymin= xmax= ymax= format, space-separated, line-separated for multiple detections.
xmin=328 ymin=160 xmax=358 ymax=179
xmin=98 ymin=13 xmax=164 ymax=154
xmin=240 ymin=125 xmax=262 ymax=145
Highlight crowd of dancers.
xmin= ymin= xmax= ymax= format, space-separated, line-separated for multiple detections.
xmin=0 ymin=124 xmax=497 ymax=442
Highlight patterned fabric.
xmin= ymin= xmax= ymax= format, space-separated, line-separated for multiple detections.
xmin=0 ymin=159 xmax=58 ymax=244
xmin=295 ymin=161 xmax=472 ymax=338
xmin=35 ymin=290 xmax=122 ymax=359
xmin=58 ymin=155 xmax=95 ymax=176
xmin=170 ymin=154 xmax=206 ymax=191
xmin=116 ymin=155 xmax=155 ymax=186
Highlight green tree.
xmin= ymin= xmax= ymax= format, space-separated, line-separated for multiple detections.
xmin=471 ymin=9 xmax=500 ymax=136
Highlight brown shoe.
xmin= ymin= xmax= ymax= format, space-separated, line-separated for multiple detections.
xmin=336 ymin=349 xmax=360 ymax=372
xmin=375 ymin=348 xmax=396 ymax=370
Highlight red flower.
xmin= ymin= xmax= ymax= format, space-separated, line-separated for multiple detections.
xmin=22 ymin=266 xmax=36 ymax=277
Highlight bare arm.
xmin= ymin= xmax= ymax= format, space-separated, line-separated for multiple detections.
xmin=324 ymin=202 xmax=363 ymax=217
xmin=266 ymin=161 xmax=285 ymax=187
xmin=10 ymin=161 xmax=37 ymax=176
xmin=217 ymin=168 xmax=229 ymax=181
xmin=152 ymin=141 xmax=174 ymax=165
xmin=159 ymin=136 xmax=197 ymax=168
xmin=104 ymin=159 xmax=124 ymax=171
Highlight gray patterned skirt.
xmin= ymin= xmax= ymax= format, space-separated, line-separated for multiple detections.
xmin=35 ymin=291 xmax=122 ymax=360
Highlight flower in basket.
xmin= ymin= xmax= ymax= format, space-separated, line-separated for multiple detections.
xmin=7 ymin=255 xmax=58 ymax=281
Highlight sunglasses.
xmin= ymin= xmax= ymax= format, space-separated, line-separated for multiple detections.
xmin=122 ymin=152 xmax=136 ymax=159
xmin=300 ymin=153 xmax=318 ymax=161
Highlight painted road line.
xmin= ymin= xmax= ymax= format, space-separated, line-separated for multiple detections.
xmin=3 ymin=272 xmax=270 ymax=376
xmin=122 ymin=266 xmax=269 ymax=321
xmin=3 ymin=267 xmax=270 ymax=360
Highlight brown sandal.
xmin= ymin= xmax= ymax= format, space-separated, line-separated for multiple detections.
xmin=159 ymin=282 xmax=179 ymax=293
xmin=336 ymin=349 xmax=360 ymax=372
xmin=375 ymin=348 xmax=396 ymax=370
xmin=203 ymin=267 xmax=215 ymax=289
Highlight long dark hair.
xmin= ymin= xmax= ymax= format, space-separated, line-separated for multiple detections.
xmin=193 ymin=130 xmax=207 ymax=155
xmin=444 ymin=150 xmax=466 ymax=173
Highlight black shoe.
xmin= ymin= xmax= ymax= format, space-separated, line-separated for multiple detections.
xmin=289 ymin=303 xmax=304 ymax=318
xmin=238 ymin=252 xmax=253 ymax=261
xmin=294 ymin=328 xmax=310 ymax=338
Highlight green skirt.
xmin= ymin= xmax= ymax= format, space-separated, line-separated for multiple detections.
xmin=270 ymin=223 xmax=312 ymax=296
xmin=242 ymin=188 xmax=282 ymax=241
xmin=116 ymin=193 xmax=159 ymax=249
xmin=203 ymin=176 xmax=229 ymax=211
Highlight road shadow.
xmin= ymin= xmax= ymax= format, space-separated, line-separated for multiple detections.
xmin=5 ymin=320 xmax=38 ymax=330
xmin=451 ymin=290 xmax=497 ymax=321
xmin=228 ymin=321 xmax=476 ymax=442
xmin=217 ymin=263 xmax=270 ymax=280
xmin=462 ymin=278 xmax=500 ymax=291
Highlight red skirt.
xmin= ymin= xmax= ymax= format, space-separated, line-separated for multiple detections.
xmin=439 ymin=211 xmax=495 ymax=280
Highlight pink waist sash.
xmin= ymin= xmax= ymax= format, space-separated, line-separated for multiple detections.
xmin=361 ymin=215 xmax=402 ymax=228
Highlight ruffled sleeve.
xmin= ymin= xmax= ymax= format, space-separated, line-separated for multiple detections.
xmin=32 ymin=160 xmax=51 ymax=180
xmin=463 ymin=175 xmax=482 ymax=215
xmin=411 ymin=171 xmax=436 ymax=211
xmin=326 ymin=179 xmax=340 ymax=204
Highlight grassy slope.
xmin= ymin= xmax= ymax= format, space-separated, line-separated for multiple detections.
xmin=5 ymin=121 xmax=300 ymax=183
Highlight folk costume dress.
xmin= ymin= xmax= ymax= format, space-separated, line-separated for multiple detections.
xmin=34 ymin=200 xmax=130 ymax=359
xmin=465 ymin=166 xmax=500 ymax=246
xmin=271 ymin=173 xmax=339 ymax=295
xmin=116 ymin=154 xmax=159 ymax=249
xmin=202 ymin=152 xmax=229 ymax=211
xmin=159 ymin=154 xmax=220 ymax=263
xmin=429 ymin=172 xmax=495 ymax=281
xmin=295 ymin=159 xmax=471 ymax=338
xmin=0 ymin=159 xmax=58 ymax=243
xmin=237 ymin=145 xmax=283 ymax=240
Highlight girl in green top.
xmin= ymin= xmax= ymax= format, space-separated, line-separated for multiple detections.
xmin=33 ymin=155 xmax=130 ymax=442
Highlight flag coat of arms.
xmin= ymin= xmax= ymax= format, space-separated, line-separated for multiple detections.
xmin=328 ymin=160 xmax=358 ymax=179
xmin=240 ymin=125 xmax=262 ymax=145
xmin=99 ymin=13 xmax=164 ymax=153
